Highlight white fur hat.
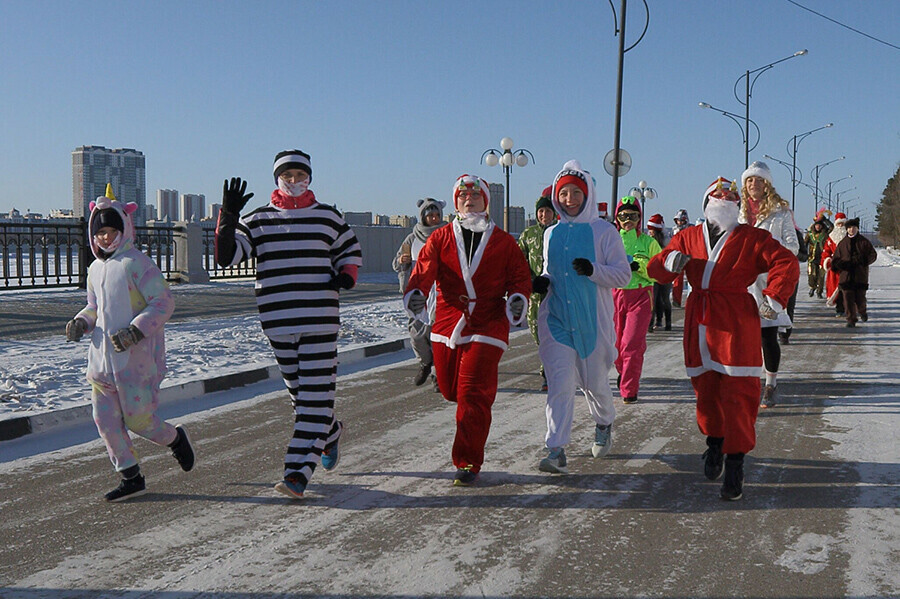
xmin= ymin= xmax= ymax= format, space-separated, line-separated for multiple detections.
xmin=741 ymin=161 xmax=773 ymax=188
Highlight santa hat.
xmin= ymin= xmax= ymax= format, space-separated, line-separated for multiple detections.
xmin=647 ymin=213 xmax=664 ymax=229
xmin=598 ymin=202 xmax=609 ymax=218
xmin=741 ymin=161 xmax=773 ymax=188
xmin=704 ymin=176 xmax=740 ymax=205
xmin=452 ymin=174 xmax=490 ymax=211
xmin=273 ymin=149 xmax=312 ymax=184
xmin=834 ymin=212 xmax=847 ymax=225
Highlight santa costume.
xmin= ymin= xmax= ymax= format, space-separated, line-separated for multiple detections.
xmin=404 ymin=174 xmax=531 ymax=484
xmin=821 ymin=212 xmax=848 ymax=314
xmin=648 ymin=177 xmax=798 ymax=501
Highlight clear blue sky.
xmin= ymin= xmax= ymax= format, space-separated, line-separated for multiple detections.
xmin=1 ymin=0 xmax=897 ymax=229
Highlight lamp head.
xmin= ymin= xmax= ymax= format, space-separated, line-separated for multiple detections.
xmin=500 ymin=137 xmax=513 ymax=151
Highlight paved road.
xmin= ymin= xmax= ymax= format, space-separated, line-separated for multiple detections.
xmin=1 ymin=280 xmax=897 ymax=597
xmin=0 ymin=280 xmax=397 ymax=342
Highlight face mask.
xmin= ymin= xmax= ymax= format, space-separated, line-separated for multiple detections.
xmin=278 ymin=178 xmax=309 ymax=197
xmin=95 ymin=231 xmax=123 ymax=253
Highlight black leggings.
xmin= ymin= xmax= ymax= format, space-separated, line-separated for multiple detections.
xmin=761 ymin=327 xmax=780 ymax=373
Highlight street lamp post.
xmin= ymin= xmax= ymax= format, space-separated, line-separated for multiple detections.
xmin=629 ymin=180 xmax=656 ymax=231
xmin=811 ymin=156 xmax=845 ymax=208
xmin=734 ymin=50 xmax=808 ymax=169
xmin=699 ymin=102 xmax=760 ymax=166
xmin=481 ymin=137 xmax=534 ymax=232
xmin=787 ymin=123 xmax=833 ymax=211
xmin=825 ymin=175 xmax=853 ymax=212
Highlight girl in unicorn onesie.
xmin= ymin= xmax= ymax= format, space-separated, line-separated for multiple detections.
xmin=66 ymin=185 xmax=195 ymax=502
xmin=532 ymin=160 xmax=632 ymax=474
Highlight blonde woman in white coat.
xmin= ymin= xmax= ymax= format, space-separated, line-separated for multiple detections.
xmin=739 ymin=161 xmax=799 ymax=408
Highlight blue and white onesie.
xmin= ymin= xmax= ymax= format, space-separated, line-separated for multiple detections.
xmin=538 ymin=161 xmax=632 ymax=449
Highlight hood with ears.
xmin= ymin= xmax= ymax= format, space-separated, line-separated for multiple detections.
xmin=551 ymin=160 xmax=597 ymax=224
xmin=88 ymin=185 xmax=138 ymax=259
xmin=417 ymin=197 xmax=446 ymax=222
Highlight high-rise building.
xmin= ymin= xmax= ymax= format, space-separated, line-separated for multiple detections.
xmin=157 ymin=189 xmax=179 ymax=222
xmin=207 ymin=203 xmax=221 ymax=222
xmin=180 ymin=193 xmax=205 ymax=223
xmin=72 ymin=146 xmax=146 ymax=225
xmin=488 ymin=183 xmax=505 ymax=230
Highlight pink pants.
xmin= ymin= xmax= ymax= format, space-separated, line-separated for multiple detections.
xmin=613 ymin=287 xmax=653 ymax=398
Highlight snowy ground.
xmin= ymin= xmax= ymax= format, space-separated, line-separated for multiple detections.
xmin=2 ymin=249 xmax=898 ymax=422
xmin=0 ymin=274 xmax=408 ymax=420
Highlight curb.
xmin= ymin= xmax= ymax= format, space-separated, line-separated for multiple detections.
xmin=0 ymin=338 xmax=412 ymax=443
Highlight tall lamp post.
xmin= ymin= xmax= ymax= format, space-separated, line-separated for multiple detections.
xmin=811 ymin=156 xmax=844 ymax=208
xmin=734 ymin=50 xmax=808 ymax=169
xmin=698 ymin=102 xmax=760 ymax=166
xmin=481 ymin=137 xmax=534 ymax=232
xmin=629 ymin=180 xmax=656 ymax=231
xmin=786 ymin=123 xmax=833 ymax=211
xmin=825 ymin=175 xmax=852 ymax=212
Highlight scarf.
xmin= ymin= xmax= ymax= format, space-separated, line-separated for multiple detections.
xmin=271 ymin=189 xmax=317 ymax=210
xmin=413 ymin=219 xmax=444 ymax=243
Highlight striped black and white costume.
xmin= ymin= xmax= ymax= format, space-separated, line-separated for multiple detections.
xmin=219 ymin=193 xmax=362 ymax=486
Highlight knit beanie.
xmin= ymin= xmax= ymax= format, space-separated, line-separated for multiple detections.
xmin=95 ymin=208 xmax=124 ymax=233
xmin=273 ymin=149 xmax=312 ymax=184
xmin=535 ymin=187 xmax=554 ymax=212
xmin=555 ymin=173 xmax=588 ymax=199
xmin=741 ymin=161 xmax=773 ymax=188
xmin=845 ymin=217 xmax=860 ymax=228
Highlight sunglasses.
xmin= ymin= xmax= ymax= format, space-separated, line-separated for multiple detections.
xmin=616 ymin=212 xmax=640 ymax=223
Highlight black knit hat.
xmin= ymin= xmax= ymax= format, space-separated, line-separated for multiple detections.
xmin=273 ymin=149 xmax=312 ymax=184
xmin=95 ymin=208 xmax=124 ymax=233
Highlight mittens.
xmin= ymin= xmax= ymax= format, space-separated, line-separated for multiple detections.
xmin=407 ymin=291 xmax=427 ymax=313
xmin=329 ymin=272 xmax=355 ymax=291
xmin=508 ymin=296 xmax=526 ymax=320
xmin=572 ymin=258 xmax=593 ymax=277
xmin=111 ymin=325 xmax=145 ymax=353
xmin=532 ymin=275 xmax=550 ymax=295
xmin=669 ymin=251 xmax=691 ymax=273
xmin=65 ymin=318 xmax=86 ymax=342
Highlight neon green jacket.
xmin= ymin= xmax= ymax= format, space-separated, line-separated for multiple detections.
xmin=618 ymin=229 xmax=661 ymax=289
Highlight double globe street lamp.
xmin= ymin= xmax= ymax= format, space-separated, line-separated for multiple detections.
xmin=481 ymin=137 xmax=534 ymax=232
xmin=629 ymin=180 xmax=656 ymax=230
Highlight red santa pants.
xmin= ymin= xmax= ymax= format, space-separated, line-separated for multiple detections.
xmin=691 ymin=370 xmax=760 ymax=455
xmin=432 ymin=341 xmax=504 ymax=474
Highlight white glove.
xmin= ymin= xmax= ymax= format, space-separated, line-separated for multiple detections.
xmin=407 ymin=291 xmax=427 ymax=314
xmin=508 ymin=296 xmax=526 ymax=320
xmin=759 ymin=298 xmax=778 ymax=320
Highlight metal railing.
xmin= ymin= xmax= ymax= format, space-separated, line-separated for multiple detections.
xmin=201 ymin=227 xmax=256 ymax=279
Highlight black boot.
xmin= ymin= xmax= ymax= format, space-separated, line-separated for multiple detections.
xmin=702 ymin=436 xmax=724 ymax=480
xmin=720 ymin=454 xmax=744 ymax=501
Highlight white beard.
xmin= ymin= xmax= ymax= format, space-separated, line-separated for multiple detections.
xmin=704 ymin=198 xmax=740 ymax=231
xmin=458 ymin=211 xmax=490 ymax=232
xmin=830 ymin=226 xmax=847 ymax=244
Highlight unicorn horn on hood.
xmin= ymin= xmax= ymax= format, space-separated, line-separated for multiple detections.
xmin=105 ymin=183 xmax=117 ymax=202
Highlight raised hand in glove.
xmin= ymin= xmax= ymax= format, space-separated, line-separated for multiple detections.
xmin=222 ymin=177 xmax=254 ymax=215
xmin=532 ymin=275 xmax=550 ymax=295
xmin=572 ymin=258 xmax=593 ymax=277
xmin=759 ymin=298 xmax=778 ymax=321
xmin=66 ymin=318 xmax=86 ymax=342
xmin=329 ymin=272 xmax=355 ymax=291
xmin=669 ymin=251 xmax=691 ymax=273
xmin=407 ymin=291 xmax=427 ymax=314
xmin=111 ymin=325 xmax=145 ymax=353
xmin=508 ymin=295 xmax=526 ymax=320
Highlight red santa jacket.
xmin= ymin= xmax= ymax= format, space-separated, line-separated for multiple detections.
xmin=405 ymin=220 xmax=532 ymax=350
xmin=648 ymin=223 xmax=798 ymax=377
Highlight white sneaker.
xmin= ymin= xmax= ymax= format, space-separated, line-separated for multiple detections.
xmin=591 ymin=423 xmax=612 ymax=458
xmin=539 ymin=447 xmax=568 ymax=474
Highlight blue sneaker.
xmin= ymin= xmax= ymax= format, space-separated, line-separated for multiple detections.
xmin=539 ymin=447 xmax=568 ymax=473
xmin=274 ymin=477 xmax=307 ymax=499
xmin=321 ymin=421 xmax=343 ymax=471
xmin=591 ymin=423 xmax=613 ymax=458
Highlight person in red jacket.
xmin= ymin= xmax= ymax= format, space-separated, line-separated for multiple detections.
xmin=404 ymin=174 xmax=532 ymax=486
xmin=821 ymin=212 xmax=848 ymax=317
xmin=648 ymin=177 xmax=798 ymax=501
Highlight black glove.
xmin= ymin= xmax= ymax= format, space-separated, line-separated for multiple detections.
xmin=630 ymin=261 xmax=640 ymax=272
xmin=329 ymin=272 xmax=355 ymax=291
xmin=111 ymin=325 xmax=144 ymax=353
xmin=532 ymin=275 xmax=550 ymax=295
xmin=222 ymin=177 xmax=253 ymax=216
xmin=508 ymin=296 xmax=526 ymax=320
xmin=407 ymin=291 xmax=427 ymax=313
xmin=215 ymin=209 xmax=240 ymax=267
xmin=572 ymin=258 xmax=593 ymax=277
xmin=66 ymin=318 xmax=86 ymax=342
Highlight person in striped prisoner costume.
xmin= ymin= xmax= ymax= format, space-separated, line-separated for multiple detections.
xmin=215 ymin=149 xmax=362 ymax=499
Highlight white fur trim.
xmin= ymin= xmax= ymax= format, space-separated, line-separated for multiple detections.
xmin=505 ymin=292 xmax=529 ymax=326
